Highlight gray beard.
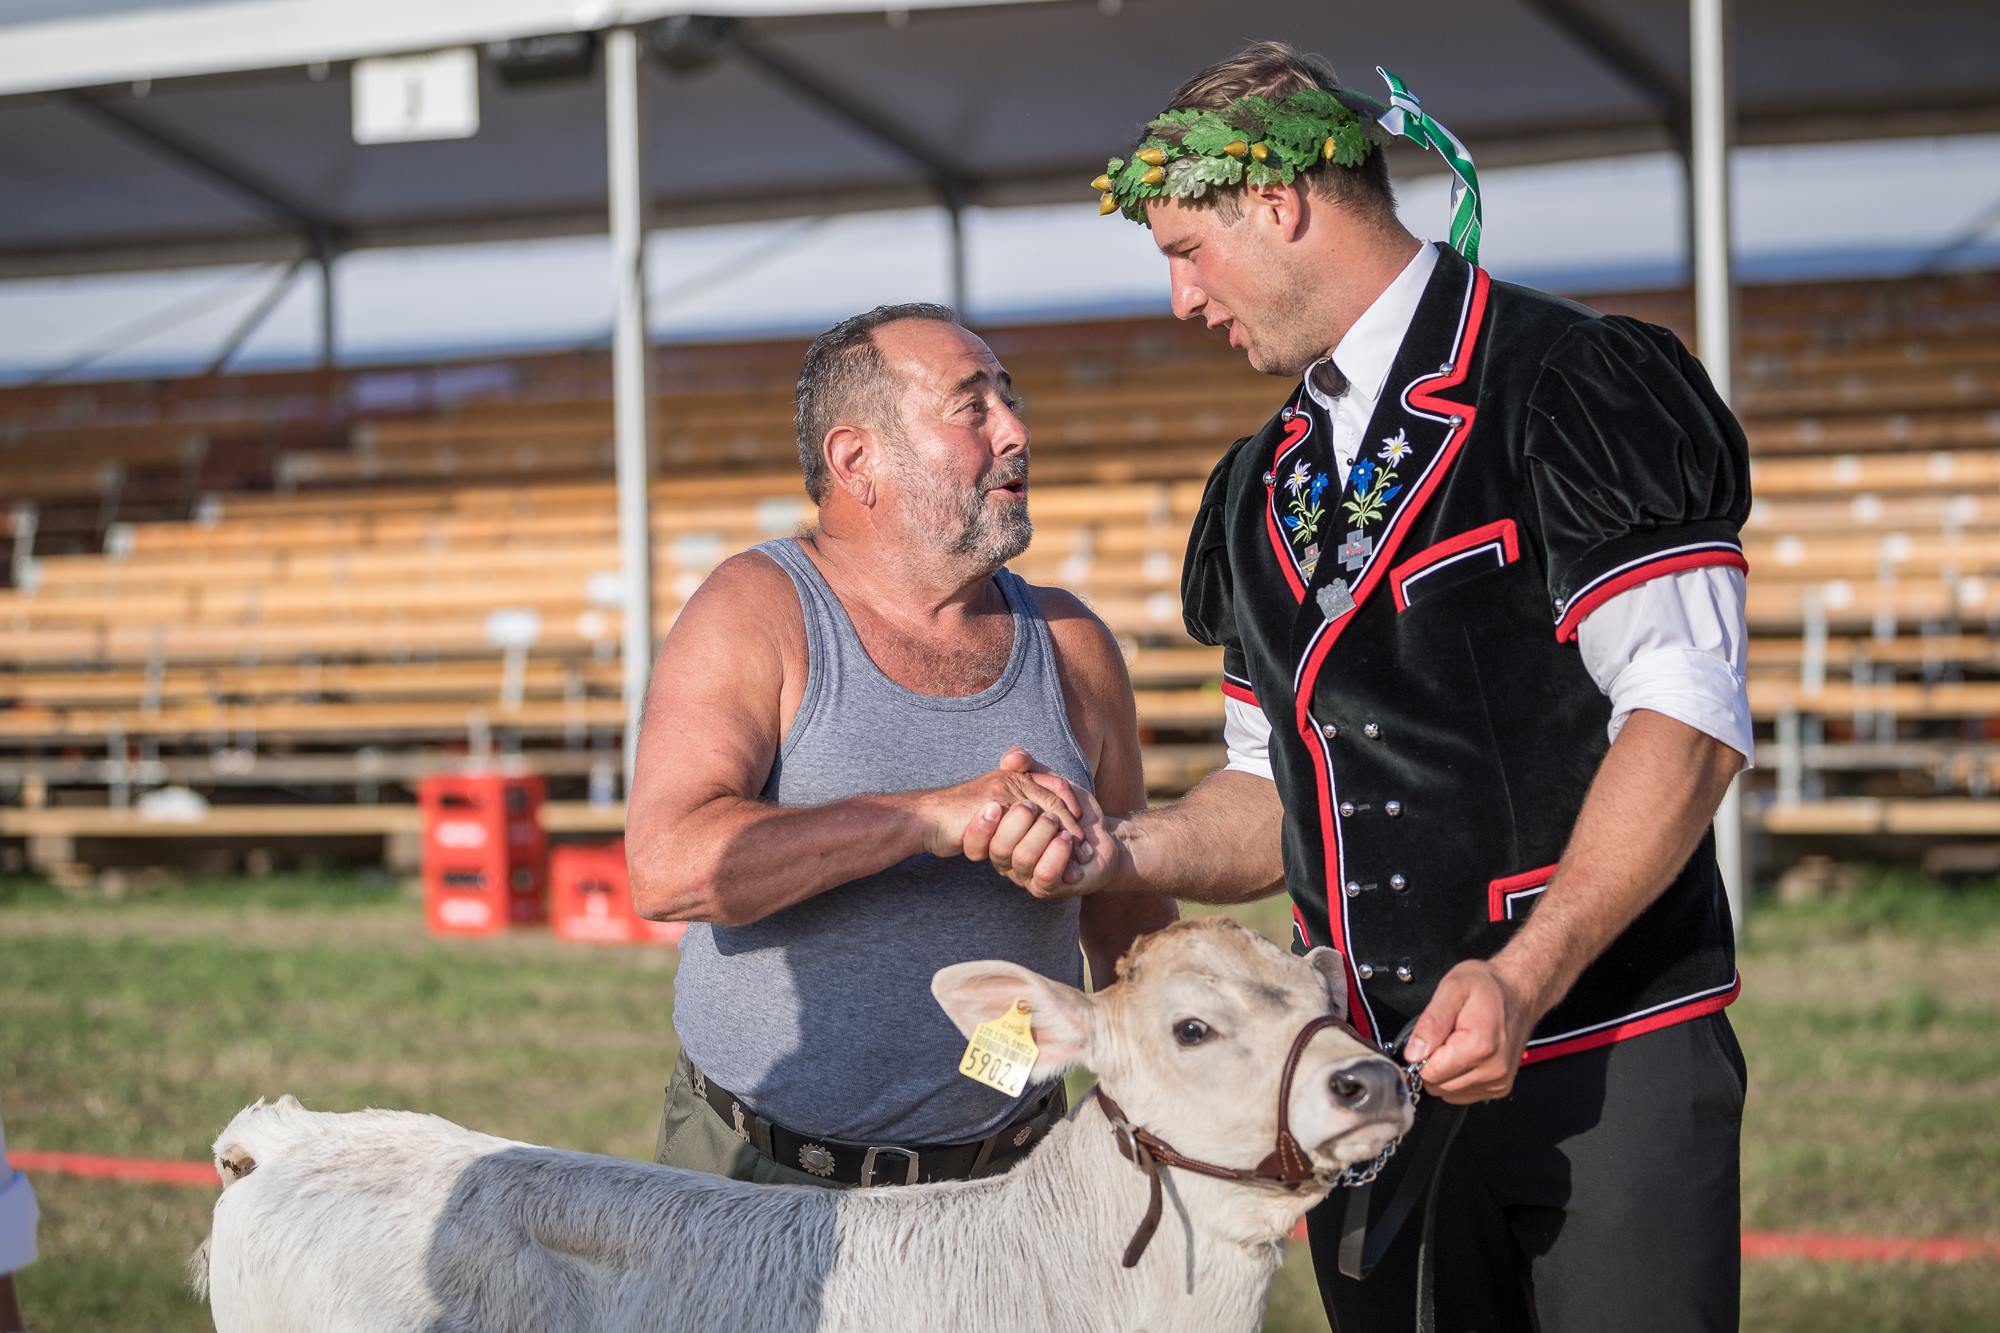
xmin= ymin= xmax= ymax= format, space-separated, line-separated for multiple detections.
xmin=894 ymin=455 xmax=1033 ymax=569
xmin=946 ymin=491 xmax=1033 ymax=567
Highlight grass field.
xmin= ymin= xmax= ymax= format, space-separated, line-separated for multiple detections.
xmin=3 ymin=869 xmax=1997 ymax=1331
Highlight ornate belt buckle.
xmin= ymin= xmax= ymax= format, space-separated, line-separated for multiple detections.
xmin=859 ymin=1144 xmax=920 ymax=1186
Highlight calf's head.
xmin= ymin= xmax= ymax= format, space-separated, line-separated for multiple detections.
xmin=933 ymin=917 xmax=1410 ymax=1181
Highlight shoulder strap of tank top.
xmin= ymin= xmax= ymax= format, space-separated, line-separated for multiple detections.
xmin=754 ymin=538 xmax=829 ymax=634
xmin=759 ymin=535 xmax=883 ymax=663
xmin=996 ymin=568 xmax=1068 ymax=707
xmin=750 ymin=537 xmax=844 ymax=737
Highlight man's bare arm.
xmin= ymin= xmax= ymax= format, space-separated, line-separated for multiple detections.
xmin=970 ymin=753 xmax=1285 ymax=905
xmin=625 ymin=555 xmax=1083 ymax=927
xmin=1107 ymin=771 xmax=1287 ymax=903
xmin=1408 ymin=708 xmax=1741 ymax=1102
xmin=1030 ymin=591 xmax=1179 ymax=982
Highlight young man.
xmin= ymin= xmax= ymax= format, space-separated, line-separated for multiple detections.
xmin=625 ymin=303 xmax=1174 ymax=1190
xmin=972 ymin=43 xmax=1752 ymax=1331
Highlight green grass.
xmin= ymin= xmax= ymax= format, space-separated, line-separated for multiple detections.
xmin=21 ymin=1181 xmax=214 ymax=1333
xmin=0 ymin=881 xmax=677 ymax=1165
xmin=3 ymin=869 xmax=1996 ymax=1331
xmin=1730 ymin=875 xmax=2000 ymax=1243
xmin=0 ymin=869 xmax=406 ymax=914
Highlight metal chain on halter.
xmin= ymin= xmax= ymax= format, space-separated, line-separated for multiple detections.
xmin=1321 ymin=1055 xmax=1426 ymax=1191
xmin=1097 ymin=1040 xmax=1428 ymax=1297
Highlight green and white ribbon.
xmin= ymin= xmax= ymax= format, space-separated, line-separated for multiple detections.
xmin=1374 ymin=67 xmax=1482 ymax=265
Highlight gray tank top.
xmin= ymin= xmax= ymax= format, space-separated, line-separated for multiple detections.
xmin=672 ymin=537 xmax=1092 ymax=1144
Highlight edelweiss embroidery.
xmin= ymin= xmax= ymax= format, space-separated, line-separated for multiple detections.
xmin=1282 ymin=457 xmax=1332 ymax=578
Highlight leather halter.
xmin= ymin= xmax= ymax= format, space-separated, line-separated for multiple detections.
xmin=1096 ymin=1013 xmax=1403 ymax=1269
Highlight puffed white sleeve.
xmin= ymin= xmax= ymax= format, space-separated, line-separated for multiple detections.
xmin=1576 ymin=564 xmax=1754 ymax=769
xmin=1223 ymin=696 xmax=1276 ymax=781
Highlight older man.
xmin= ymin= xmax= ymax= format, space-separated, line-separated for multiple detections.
xmin=625 ymin=302 xmax=1174 ymax=1189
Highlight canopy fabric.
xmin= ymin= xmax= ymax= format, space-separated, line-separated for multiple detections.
xmin=0 ymin=0 xmax=1988 ymax=277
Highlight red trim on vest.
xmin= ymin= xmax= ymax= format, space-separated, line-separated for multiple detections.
xmin=1265 ymin=415 xmax=1313 ymax=603
xmin=1220 ymin=680 xmax=1259 ymax=706
xmin=1554 ymin=548 xmax=1749 ymax=642
xmin=1519 ymin=975 xmax=1742 ymax=1065
xmin=1292 ymin=266 xmax=1494 ymax=1041
xmin=1298 ymin=720 xmax=1366 ymax=1037
xmin=1390 ymin=518 xmax=1520 ymax=612
xmin=1487 ymin=861 xmax=1558 ymax=923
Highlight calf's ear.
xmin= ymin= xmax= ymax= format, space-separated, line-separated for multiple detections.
xmin=1303 ymin=947 xmax=1351 ymax=1021
xmin=931 ymin=960 xmax=1095 ymax=1079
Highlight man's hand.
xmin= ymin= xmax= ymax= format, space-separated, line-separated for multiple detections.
xmin=913 ymin=755 xmax=1088 ymax=859
xmin=1401 ymin=712 xmax=1744 ymax=1104
xmin=962 ymin=748 xmax=1128 ymax=897
xmin=966 ymin=753 xmax=1288 ymax=905
xmin=1402 ymin=958 xmax=1544 ymax=1104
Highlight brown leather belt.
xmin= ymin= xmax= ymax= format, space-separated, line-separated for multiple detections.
xmin=689 ymin=1059 xmax=1067 ymax=1187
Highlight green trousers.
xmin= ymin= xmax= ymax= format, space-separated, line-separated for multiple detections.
xmin=653 ymin=1051 xmax=855 ymax=1189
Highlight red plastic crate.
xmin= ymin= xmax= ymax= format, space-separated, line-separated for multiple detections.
xmin=424 ymin=856 xmax=547 ymax=935
xmin=550 ymin=840 xmax=685 ymax=946
xmin=419 ymin=773 xmax=548 ymax=936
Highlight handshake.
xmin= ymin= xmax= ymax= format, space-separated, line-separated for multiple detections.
xmin=913 ymin=747 xmax=1127 ymax=897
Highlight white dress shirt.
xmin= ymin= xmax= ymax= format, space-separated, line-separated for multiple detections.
xmin=1224 ymin=242 xmax=1752 ymax=781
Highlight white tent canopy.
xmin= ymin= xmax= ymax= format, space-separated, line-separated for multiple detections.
xmin=0 ymin=0 xmax=1990 ymax=278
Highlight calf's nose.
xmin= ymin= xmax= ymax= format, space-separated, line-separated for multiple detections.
xmin=1328 ymin=1059 xmax=1402 ymax=1113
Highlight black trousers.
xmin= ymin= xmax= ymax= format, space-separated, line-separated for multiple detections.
xmin=1308 ymin=1012 xmax=1747 ymax=1333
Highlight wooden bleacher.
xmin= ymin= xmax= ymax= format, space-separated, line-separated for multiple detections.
xmin=3 ymin=268 xmax=1998 ymax=874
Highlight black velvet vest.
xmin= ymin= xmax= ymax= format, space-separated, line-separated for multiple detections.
xmin=1182 ymin=246 xmax=1752 ymax=1062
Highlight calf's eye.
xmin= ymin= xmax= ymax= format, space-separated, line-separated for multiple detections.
xmin=1172 ymin=1018 xmax=1210 ymax=1047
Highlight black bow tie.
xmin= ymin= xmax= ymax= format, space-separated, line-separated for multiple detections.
xmin=1308 ymin=358 xmax=1349 ymax=402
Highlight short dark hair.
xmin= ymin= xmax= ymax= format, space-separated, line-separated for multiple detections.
xmin=1148 ymin=40 xmax=1396 ymax=225
xmin=793 ymin=302 xmax=960 ymax=503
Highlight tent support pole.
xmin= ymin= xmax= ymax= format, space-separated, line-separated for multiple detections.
xmin=607 ymin=23 xmax=656 ymax=797
xmin=945 ymin=190 xmax=967 ymax=314
xmin=314 ymin=234 xmax=337 ymax=372
xmin=1691 ymin=0 xmax=1747 ymax=932
xmin=204 ymin=254 xmax=307 ymax=377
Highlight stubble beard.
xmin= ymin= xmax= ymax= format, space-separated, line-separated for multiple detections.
xmin=1235 ymin=260 xmax=1334 ymax=378
xmin=892 ymin=451 xmax=1033 ymax=570
xmin=1246 ymin=318 xmax=1331 ymax=379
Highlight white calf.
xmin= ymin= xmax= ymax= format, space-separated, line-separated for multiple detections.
xmin=199 ymin=918 xmax=1411 ymax=1333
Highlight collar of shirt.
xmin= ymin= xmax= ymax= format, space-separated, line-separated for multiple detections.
xmin=1301 ymin=240 xmax=1440 ymax=417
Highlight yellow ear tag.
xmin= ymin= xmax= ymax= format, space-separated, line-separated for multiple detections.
xmin=958 ymin=1000 xmax=1039 ymax=1097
